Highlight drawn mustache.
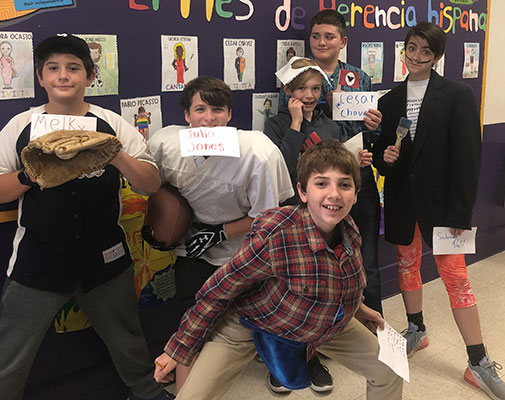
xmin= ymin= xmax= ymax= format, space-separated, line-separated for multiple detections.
xmin=405 ymin=54 xmax=433 ymax=64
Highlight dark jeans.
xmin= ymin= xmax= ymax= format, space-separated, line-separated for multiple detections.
xmin=350 ymin=167 xmax=383 ymax=315
xmin=0 ymin=268 xmax=163 ymax=400
xmin=175 ymin=257 xmax=219 ymax=312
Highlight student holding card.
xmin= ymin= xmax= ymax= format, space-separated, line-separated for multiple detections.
xmin=265 ymin=57 xmax=372 ymax=203
xmin=0 ymin=34 xmax=174 ymax=400
xmin=279 ymin=6 xmax=383 ymax=354
xmin=154 ymin=140 xmax=402 ymax=400
xmin=373 ymin=22 xmax=505 ymax=400
xmin=146 ymin=76 xmax=293 ymax=393
xmin=264 ymin=56 xmax=374 ymax=393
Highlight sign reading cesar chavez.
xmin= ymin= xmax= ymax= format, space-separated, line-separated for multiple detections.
xmin=332 ymin=91 xmax=378 ymax=121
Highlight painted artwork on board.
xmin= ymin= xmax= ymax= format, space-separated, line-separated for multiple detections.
xmin=361 ymin=42 xmax=383 ymax=84
xmin=0 ymin=31 xmax=34 ymax=100
xmin=161 ymin=35 xmax=198 ymax=92
xmin=76 ymin=34 xmax=119 ymax=97
xmin=223 ymin=38 xmax=255 ymax=91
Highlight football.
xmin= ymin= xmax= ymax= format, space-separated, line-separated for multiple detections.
xmin=142 ymin=183 xmax=192 ymax=248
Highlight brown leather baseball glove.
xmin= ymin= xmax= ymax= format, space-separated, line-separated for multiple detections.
xmin=21 ymin=130 xmax=122 ymax=189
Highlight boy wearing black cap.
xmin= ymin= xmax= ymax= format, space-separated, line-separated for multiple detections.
xmin=0 ymin=34 xmax=172 ymax=400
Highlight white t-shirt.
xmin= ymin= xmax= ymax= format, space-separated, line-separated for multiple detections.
xmin=406 ymin=78 xmax=429 ymax=141
xmin=148 ymin=125 xmax=294 ymax=266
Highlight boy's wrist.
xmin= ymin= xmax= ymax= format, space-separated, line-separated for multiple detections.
xmin=17 ymin=168 xmax=38 ymax=188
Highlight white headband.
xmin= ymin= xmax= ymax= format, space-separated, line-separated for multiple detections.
xmin=275 ymin=56 xmax=330 ymax=86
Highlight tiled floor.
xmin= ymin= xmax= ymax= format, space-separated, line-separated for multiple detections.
xmin=167 ymin=250 xmax=505 ymax=399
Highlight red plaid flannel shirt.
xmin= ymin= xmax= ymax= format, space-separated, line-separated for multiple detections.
xmin=165 ymin=205 xmax=366 ymax=365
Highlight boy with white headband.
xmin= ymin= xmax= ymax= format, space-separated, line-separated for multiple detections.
xmin=266 ymin=56 xmax=373 ymax=204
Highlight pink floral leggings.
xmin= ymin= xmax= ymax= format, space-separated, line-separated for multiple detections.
xmin=396 ymin=224 xmax=476 ymax=309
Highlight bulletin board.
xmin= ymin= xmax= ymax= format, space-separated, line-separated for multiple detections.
xmin=0 ymin=0 xmax=489 ymax=131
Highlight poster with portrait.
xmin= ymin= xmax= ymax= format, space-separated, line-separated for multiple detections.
xmin=276 ymin=40 xmax=304 ymax=88
xmin=76 ymin=34 xmax=119 ymax=96
xmin=161 ymin=35 xmax=198 ymax=92
xmin=463 ymin=43 xmax=479 ymax=79
xmin=0 ymin=31 xmax=34 ymax=100
xmin=252 ymin=92 xmax=278 ymax=131
xmin=361 ymin=42 xmax=383 ymax=85
xmin=223 ymin=38 xmax=255 ymax=91
xmin=394 ymin=41 xmax=408 ymax=82
xmin=120 ymin=95 xmax=162 ymax=141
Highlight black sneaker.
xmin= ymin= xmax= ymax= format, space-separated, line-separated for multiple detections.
xmin=268 ymin=373 xmax=292 ymax=393
xmin=308 ymin=355 xmax=333 ymax=392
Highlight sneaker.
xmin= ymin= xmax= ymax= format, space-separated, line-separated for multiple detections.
xmin=464 ymin=357 xmax=505 ymax=400
xmin=308 ymin=356 xmax=333 ymax=392
xmin=268 ymin=373 xmax=291 ymax=393
xmin=129 ymin=390 xmax=176 ymax=400
xmin=401 ymin=322 xmax=429 ymax=357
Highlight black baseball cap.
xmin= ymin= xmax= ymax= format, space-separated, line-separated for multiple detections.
xmin=34 ymin=33 xmax=93 ymax=65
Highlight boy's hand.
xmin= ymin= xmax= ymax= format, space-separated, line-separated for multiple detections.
xmin=450 ymin=227 xmax=465 ymax=236
xmin=185 ymin=223 xmax=228 ymax=258
xmin=354 ymin=303 xmax=384 ymax=333
xmin=364 ymin=108 xmax=382 ymax=131
xmin=288 ymin=98 xmax=304 ymax=131
xmin=383 ymin=145 xmax=400 ymax=165
xmin=358 ymin=149 xmax=373 ymax=168
xmin=154 ymin=353 xmax=178 ymax=383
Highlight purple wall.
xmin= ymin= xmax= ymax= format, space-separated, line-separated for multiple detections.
xmin=0 ymin=1 xmax=488 ymax=129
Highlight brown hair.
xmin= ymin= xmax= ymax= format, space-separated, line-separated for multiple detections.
xmin=180 ymin=76 xmax=233 ymax=111
xmin=405 ymin=22 xmax=446 ymax=58
xmin=310 ymin=9 xmax=347 ymax=37
xmin=297 ymin=140 xmax=361 ymax=193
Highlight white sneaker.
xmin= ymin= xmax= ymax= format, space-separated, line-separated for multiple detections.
xmin=464 ymin=357 xmax=505 ymax=399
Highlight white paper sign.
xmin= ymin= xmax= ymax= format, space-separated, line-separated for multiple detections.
xmin=30 ymin=114 xmax=97 ymax=140
xmin=332 ymin=91 xmax=378 ymax=121
xmin=432 ymin=227 xmax=477 ymax=255
xmin=343 ymin=132 xmax=363 ymax=163
xmin=377 ymin=321 xmax=410 ymax=382
xmin=179 ymin=127 xmax=240 ymax=158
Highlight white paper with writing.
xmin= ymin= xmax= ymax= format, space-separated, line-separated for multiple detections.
xmin=30 ymin=114 xmax=97 ymax=140
xmin=432 ymin=227 xmax=477 ymax=255
xmin=377 ymin=321 xmax=410 ymax=382
xmin=179 ymin=126 xmax=240 ymax=158
xmin=343 ymin=132 xmax=363 ymax=163
xmin=332 ymin=91 xmax=378 ymax=121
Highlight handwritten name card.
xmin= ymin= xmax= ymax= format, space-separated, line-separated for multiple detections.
xmin=433 ymin=227 xmax=477 ymax=255
xmin=179 ymin=126 xmax=240 ymax=158
xmin=377 ymin=321 xmax=410 ymax=382
xmin=332 ymin=91 xmax=378 ymax=121
xmin=30 ymin=114 xmax=97 ymax=140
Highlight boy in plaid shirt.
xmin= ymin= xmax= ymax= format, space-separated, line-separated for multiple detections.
xmin=154 ymin=141 xmax=402 ymax=400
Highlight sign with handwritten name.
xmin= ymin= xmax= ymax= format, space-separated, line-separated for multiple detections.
xmin=377 ymin=321 xmax=410 ymax=382
xmin=432 ymin=227 xmax=477 ymax=255
xmin=332 ymin=91 xmax=378 ymax=121
xmin=30 ymin=114 xmax=97 ymax=140
xmin=179 ymin=126 xmax=240 ymax=158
